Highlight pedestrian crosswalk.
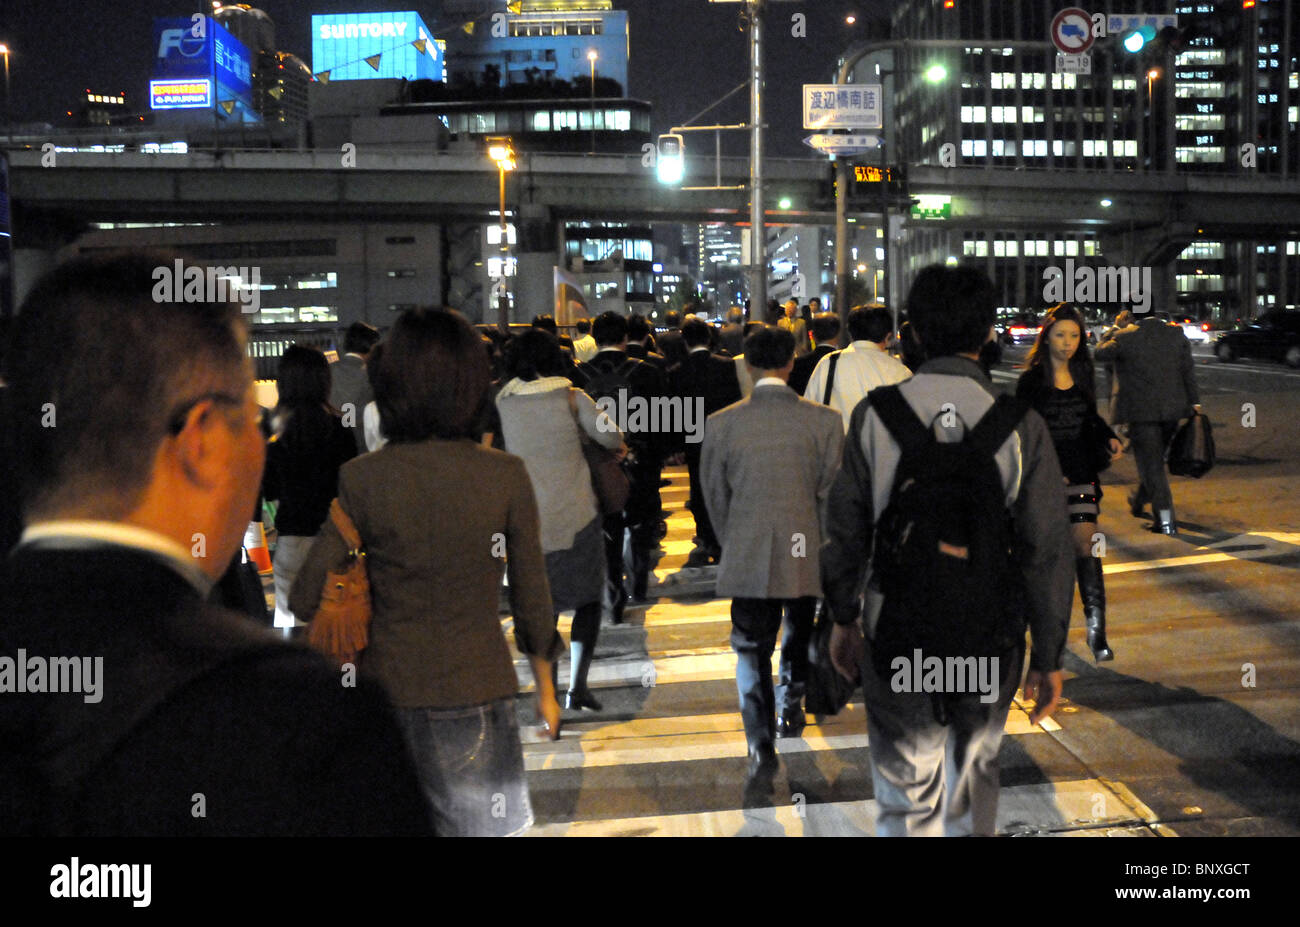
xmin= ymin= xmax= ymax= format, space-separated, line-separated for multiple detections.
xmin=509 ymin=466 xmax=1176 ymax=837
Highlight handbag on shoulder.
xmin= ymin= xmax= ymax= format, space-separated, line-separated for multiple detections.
xmin=306 ymin=498 xmax=371 ymax=667
xmin=567 ymin=388 xmax=630 ymax=515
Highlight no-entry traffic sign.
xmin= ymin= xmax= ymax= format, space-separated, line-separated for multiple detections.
xmin=1051 ymin=8 xmax=1095 ymax=54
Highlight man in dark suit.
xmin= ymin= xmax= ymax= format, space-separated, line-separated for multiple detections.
xmin=0 ymin=253 xmax=433 ymax=836
xmin=571 ymin=312 xmax=670 ymax=618
xmin=656 ymin=309 xmax=688 ymax=368
xmin=669 ymin=317 xmax=742 ymax=567
xmin=700 ymin=326 xmax=843 ymax=799
xmin=718 ymin=306 xmax=745 ymax=357
xmin=626 ymin=313 xmax=668 ymax=372
xmin=789 ymin=312 xmax=841 ymax=397
xmin=1095 ymin=314 xmax=1201 ymax=534
xmin=329 ymin=321 xmax=380 ymax=453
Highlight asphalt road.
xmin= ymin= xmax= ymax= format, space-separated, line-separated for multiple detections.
xmin=512 ymin=348 xmax=1299 ymax=837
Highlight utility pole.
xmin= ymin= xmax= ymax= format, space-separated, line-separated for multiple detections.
xmin=748 ymin=0 xmax=767 ymax=316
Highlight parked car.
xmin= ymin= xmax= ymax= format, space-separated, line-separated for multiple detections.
xmin=1214 ymin=310 xmax=1300 ymax=367
xmin=1176 ymin=317 xmax=1216 ymax=344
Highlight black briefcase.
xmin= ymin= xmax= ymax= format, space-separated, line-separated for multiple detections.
xmin=1167 ymin=412 xmax=1215 ymax=478
xmin=805 ymin=602 xmax=859 ymax=716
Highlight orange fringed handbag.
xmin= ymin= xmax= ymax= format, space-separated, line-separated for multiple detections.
xmin=306 ymin=498 xmax=371 ymax=667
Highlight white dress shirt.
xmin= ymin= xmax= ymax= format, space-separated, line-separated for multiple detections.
xmin=803 ymin=340 xmax=912 ymax=431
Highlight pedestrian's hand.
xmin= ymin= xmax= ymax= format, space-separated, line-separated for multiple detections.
xmin=613 ymin=443 xmax=630 ymax=462
xmin=830 ymin=622 xmax=864 ymax=683
xmin=538 ymin=692 xmax=562 ymax=741
xmin=1107 ymin=437 xmax=1123 ymax=460
xmin=1022 ymin=669 xmax=1063 ymax=726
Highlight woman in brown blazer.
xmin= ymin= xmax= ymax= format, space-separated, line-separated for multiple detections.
xmin=292 ymin=308 xmax=563 ymax=837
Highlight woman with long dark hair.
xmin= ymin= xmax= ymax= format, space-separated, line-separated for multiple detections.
xmin=290 ymin=308 xmax=563 ymax=836
xmin=1016 ymin=304 xmax=1123 ymax=662
xmin=495 ymin=329 xmax=625 ymax=711
xmin=263 ymin=344 xmax=357 ymax=631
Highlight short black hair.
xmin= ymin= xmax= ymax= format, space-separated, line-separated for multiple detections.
xmin=531 ymin=314 xmax=558 ymax=335
xmin=810 ymin=312 xmax=841 ymax=343
xmin=626 ymin=313 xmax=652 ymax=341
xmin=6 ymin=252 xmax=248 ymax=520
xmin=726 ymin=306 xmax=744 ymax=324
xmin=664 ymin=309 xmax=682 ymax=329
xmin=504 ymin=328 xmax=567 ymax=381
xmin=743 ymin=325 xmax=796 ymax=370
xmin=591 ymin=311 xmax=628 ymax=347
xmin=375 ymin=307 xmax=489 ymax=442
xmin=847 ymin=305 xmax=893 ymax=343
xmin=575 ymin=318 xmax=591 ymax=334
xmin=681 ymin=317 xmax=711 ymax=348
xmin=343 ymin=321 xmax=380 ymax=355
xmin=905 ymin=264 xmax=997 ymax=358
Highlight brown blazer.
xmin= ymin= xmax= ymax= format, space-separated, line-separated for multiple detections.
xmin=291 ymin=438 xmax=562 ymax=709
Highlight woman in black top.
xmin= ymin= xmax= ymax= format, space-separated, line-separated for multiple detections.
xmin=1016 ymin=304 xmax=1122 ymax=662
xmin=263 ymin=344 xmax=357 ymax=631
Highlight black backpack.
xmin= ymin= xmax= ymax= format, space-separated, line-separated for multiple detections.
xmin=868 ymin=386 xmax=1030 ymax=682
xmin=579 ymin=355 xmax=640 ymax=406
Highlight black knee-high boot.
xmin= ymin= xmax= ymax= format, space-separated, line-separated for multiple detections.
xmin=1076 ymin=557 xmax=1114 ymax=662
xmin=566 ymin=602 xmax=603 ymax=711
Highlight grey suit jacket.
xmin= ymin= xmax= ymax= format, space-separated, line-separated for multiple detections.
xmin=1094 ymin=317 xmax=1199 ymax=424
xmin=328 ymin=354 xmax=373 ymax=452
xmin=700 ymin=384 xmax=844 ymax=599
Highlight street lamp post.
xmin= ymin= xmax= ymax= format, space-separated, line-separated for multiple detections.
xmin=487 ymin=137 xmax=517 ymax=332
xmin=588 ymin=50 xmax=598 ymax=155
xmin=0 ymin=44 xmax=11 ymax=137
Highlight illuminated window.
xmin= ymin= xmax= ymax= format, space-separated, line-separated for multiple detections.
xmin=486 ymin=224 xmax=517 ymax=246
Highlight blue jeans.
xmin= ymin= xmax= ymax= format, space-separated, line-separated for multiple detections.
xmin=396 ymin=697 xmax=533 ymax=837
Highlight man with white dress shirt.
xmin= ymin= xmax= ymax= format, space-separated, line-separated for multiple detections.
xmin=803 ymin=305 xmax=912 ymax=431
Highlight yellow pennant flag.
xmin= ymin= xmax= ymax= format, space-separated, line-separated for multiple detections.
xmin=268 ymin=86 xmax=285 ymax=99
xmin=364 ymin=54 xmax=382 ymax=71
xmin=462 ymin=21 xmax=475 ymax=35
xmin=412 ymin=39 xmax=427 ymax=55
xmin=315 ymin=70 xmax=331 ymax=83
xmin=219 ymin=100 xmax=235 ymax=115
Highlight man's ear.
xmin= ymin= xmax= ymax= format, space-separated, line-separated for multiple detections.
xmin=169 ymin=401 xmax=229 ymax=490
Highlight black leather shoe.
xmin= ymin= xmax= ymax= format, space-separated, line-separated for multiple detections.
xmin=1150 ymin=509 xmax=1177 ymax=535
xmin=565 ymin=688 xmax=603 ymax=712
xmin=1127 ymin=491 xmax=1147 ymax=518
xmin=776 ymin=711 xmax=806 ymax=739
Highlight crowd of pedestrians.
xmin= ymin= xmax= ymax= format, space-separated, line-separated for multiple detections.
xmin=0 ymin=250 xmax=1204 ymax=838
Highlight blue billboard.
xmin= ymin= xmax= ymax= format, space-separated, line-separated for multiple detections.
xmin=151 ymin=16 xmax=254 ymax=116
xmin=312 ymin=11 xmax=444 ymax=82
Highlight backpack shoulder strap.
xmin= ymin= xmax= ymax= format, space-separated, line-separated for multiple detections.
xmin=822 ymin=351 xmax=842 ymax=406
xmin=868 ymin=385 xmax=933 ymax=458
xmin=966 ymin=395 xmax=1029 ymax=458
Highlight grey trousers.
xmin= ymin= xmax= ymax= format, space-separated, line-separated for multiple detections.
xmin=862 ymin=641 xmax=1024 ymax=837
xmin=1127 ymin=420 xmax=1180 ymax=515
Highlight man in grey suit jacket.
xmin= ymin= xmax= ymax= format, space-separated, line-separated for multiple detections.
xmin=329 ymin=322 xmax=380 ymax=453
xmin=700 ymin=326 xmax=844 ymax=798
xmin=1095 ymin=315 xmax=1201 ymax=534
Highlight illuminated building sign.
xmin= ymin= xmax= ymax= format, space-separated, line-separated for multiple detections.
xmin=151 ymin=17 xmax=253 ymax=116
xmin=150 ymin=79 xmax=213 ymax=109
xmin=312 ymin=11 xmax=444 ymax=81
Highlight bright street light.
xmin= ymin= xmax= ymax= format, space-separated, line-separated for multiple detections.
xmin=1100 ymin=198 xmax=1113 ymax=208
xmin=486 ymin=137 xmax=516 ymax=331
xmin=923 ymin=63 xmax=947 ymax=84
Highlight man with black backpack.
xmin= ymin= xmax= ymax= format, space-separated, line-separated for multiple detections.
xmin=571 ymin=311 xmax=670 ymax=621
xmin=821 ymin=265 xmax=1074 ymax=837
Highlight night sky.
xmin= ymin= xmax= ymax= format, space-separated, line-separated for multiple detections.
xmin=0 ymin=1 xmax=886 ymax=156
